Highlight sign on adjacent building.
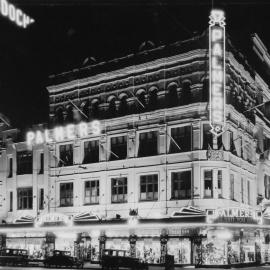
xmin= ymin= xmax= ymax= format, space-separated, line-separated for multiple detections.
xmin=209 ymin=9 xmax=226 ymax=136
xmin=0 ymin=0 xmax=34 ymax=28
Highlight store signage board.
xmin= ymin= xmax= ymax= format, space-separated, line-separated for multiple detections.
xmin=211 ymin=207 xmax=260 ymax=224
xmin=26 ymin=120 xmax=101 ymax=146
xmin=0 ymin=0 xmax=34 ymax=28
xmin=36 ymin=213 xmax=72 ymax=227
xmin=209 ymin=9 xmax=226 ymax=136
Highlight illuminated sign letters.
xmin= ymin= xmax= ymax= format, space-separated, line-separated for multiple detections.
xmin=209 ymin=9 xmax=226 ymax=136
xmin=26 ymin=120 xmax=101 ymax=146
xmin=0 ymin=0 xmax=34 ymax=28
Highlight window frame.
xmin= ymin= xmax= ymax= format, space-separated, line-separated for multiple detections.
xmin=137 ymin=130 xmax=159 ymax=158
xmin=82 ymin=139 xmax=100 ymax=164
xmin=17 ymin=187 xmax=33 ymax=210
xmin=84 ymin=180 xmax=100 ymax=205
xmin=111 ymin=177 xmax=128 ymax=203
xmin=139 ymin=174 xmax=159 ymax=201
xmin=58 ymin=143 xmax=74 ymax=167
xmin=17 ymin=151 xmax=33 ymax=175
xmin=109 ymin=134 xmax=128 ymax=161
xmin=59 ymin=182 xmax=74 ymax=207
xmin=171 ymin=170 xmax=192 ymax=200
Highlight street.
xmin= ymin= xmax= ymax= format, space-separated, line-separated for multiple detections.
xmin=1 ymin=266 xmax=270 ymax=270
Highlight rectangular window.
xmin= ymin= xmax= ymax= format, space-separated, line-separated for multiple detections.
xmin=111 ymin=177 xmax=127 ymax=203
xmin=39 ymin=188 xmax=44 ymax=210
xmin=17 ymin=188 xmax=33 ymax=210
xmin=265 ymin=175 xmax=270 ymax=199
xmin=17 ymin=151 xmax=32 ymax=175
xmin=241 ymin=178 xmax=244 ymax=203
xmin=83 ymin=140 xmax=99 ymax=164
xmin=59 ymin=144 xmax=73 ymax=166
xmin=203 ymin=124 xmax=213 ymax=150
xmin=247 ymin=181 xmax=251 ymax=205
xmin=140 ymin=174 xmax=158 ymax=201
xmin=39 ymin=153 xmax=44 ymax=174
xmin=171 ymin=171 xmax=191 ymax=199
xmin=9 ymin=192 xmax=13 ymax=212
xmin=230 ymin=174 xmax=235 ymax=200
xmin=204 ymin=170 xmax=213 ymax=198
xmin=169 ymin=126 xmax=192 ymax=153
xmin=110 ymin=136 xmax=127 ymax=160
xmin=217 ymin=170 xmax=222 ymax=198
xmin=138 ymin=131 xmax=158 ymax=157
xmin=7 ymin=158 xmax=13 ymax=178
xmin=60 ymin=183 xmax=73 ymax=207
xmin=85 ymin=180 xmax=99 ymax=205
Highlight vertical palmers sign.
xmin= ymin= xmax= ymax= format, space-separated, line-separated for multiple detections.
xmin=209 ymin=9 xmax=226 ymax=136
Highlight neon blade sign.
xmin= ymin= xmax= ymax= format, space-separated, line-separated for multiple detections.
xmin=209 ymin=9 xmax=226 ymax=136
xmin=0 ymin=0 xmax=34 ymax=28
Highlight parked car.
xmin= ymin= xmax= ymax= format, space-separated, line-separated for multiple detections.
xmin=0 ymin=248 xmax=29 ymax=266
xmin=101 ymin=249 xmax=148 ymax=270
xmin=44 ymin=250 xmax=83 ymax=268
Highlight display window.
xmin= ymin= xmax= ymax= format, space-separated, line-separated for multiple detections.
xmin=167 ymin=238 xmax=191 ymax=264
xmin=242 ymin=240 xmax=255 ymax=262
xmin=136 ymin=238 xmax=160 ymax=264
xmin=6 ymin=237 xmax=45 ymax=259
xmin=55 ymin=233 xmax=76 ymax=255
xmin=200 ymin=238 xmax=227 ymax=265
xmin=90 ymin=237 xmax=100 ymax=262
xmin=105 ymin=238 xmax=129 ymax=251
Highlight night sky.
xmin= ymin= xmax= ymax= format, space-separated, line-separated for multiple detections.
xmin=0 ymin=0 xmax=270 ymax=129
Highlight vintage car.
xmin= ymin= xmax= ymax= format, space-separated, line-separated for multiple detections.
xmin=101 ymin=249 xmax=148 ymax=270
xmin=44 ymin=250 xmax=83 ymax=268
xmin=0 ymin=248 xmax=29 ymax=266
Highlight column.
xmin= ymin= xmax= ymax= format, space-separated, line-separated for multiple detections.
xmin=129 ymin=234 xmax=137 ymax=258
xmin=192 ymin=121 xmax=201 ymax=150
xmin=159 ymin=124 xmax=166 ymax=155
xmin=240 ymin=229 xmax=245 ymax=263
xmin=160 ymin=233 xmax=168 ymax=264
xmin=128 ymin=129 xmax=136 ymax=158
xmin=99 ymin=232 xmax=106 ymax=261
xmin=255 ymin=230 xmax=262 ymax=264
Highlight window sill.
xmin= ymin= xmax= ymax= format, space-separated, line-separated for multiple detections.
xmin=170 ymin=197 xmax=191 ymax=201
xmin=111 ymin=201 xmax=128 ymax=204
xmin=59 ymin=205 xmax=74 ymax=207
xmin=139 ymin=199 xmax=158 ymax=202
xmin=84 ymin=203 xmax=99 ymax=206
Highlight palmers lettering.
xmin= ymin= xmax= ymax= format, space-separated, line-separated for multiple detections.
xmin=26 ymin=120 xmax=101 ymax=146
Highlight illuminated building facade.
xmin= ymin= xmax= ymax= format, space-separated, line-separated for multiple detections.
xmin=1 ymin=10 xmax=270 ymax=266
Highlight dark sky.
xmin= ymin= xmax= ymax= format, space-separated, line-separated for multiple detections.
xmin=0 ymin=0 xmax=270 ymax=129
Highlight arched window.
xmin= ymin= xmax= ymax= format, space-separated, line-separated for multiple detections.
xmin=66 ymin=106 xmax=74 ymax=123
xmin=167 ymin=83 xmax=178 ymax=107
xmin=181 ymin=81 xmax=192 ymax=105
xmin=55 ymin=108 xmax=64 ymax=125
xmin=108 ymin=97 xmax=117 ymax=118
xmin=137 ymin=91 xmax=146 ymax=112
xmin=91 ymin=100 xmax=99 ymax=119
xmin=119 ymin=95 xmax=128 ymax=116
xmin=82 ymin=101 xmax=89 ymax=120
xmin=202 ymin=79 xmax=209 ymax=102
xmin=148 ymin=88 xmax=158 ymax=110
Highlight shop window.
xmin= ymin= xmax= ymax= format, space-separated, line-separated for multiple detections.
xmin=9 ymin=191 xmax=13 ymax=212
xmin=140 ymin=174 xmax=158 ymax=201
xmin=17 ymin=151 xmax=32 ymax=175
xmin=85 ymin=180 xmax=99 ymax=205
xmin=167 ymin=238 xmax=191 ymax=264
xmin=204 ymin=170 xmax=213 ymax=198
xmin=169 ymin=126 xmax=192 ymax=153
xmin=59 ymin=144 xmax=73 ymax=166
xmin=111 ymin=177 xmax=127 ymax=203
xmin=264 ymin=175 xmax=270 ymax=199
xmin=83 ymin=140 xmax=99 ymax=164
xmin=171 ymin=171 xmax=191 ymax=199
xmin=241 ymin=178 xmax=244 ymax=203
xmin=17 ymin=187 xmax=33 ymax=210
xmin=203 ymin=124 xmax=213 ymax=150
xmin=60 ymin=182 xmax=73 ymax=207
xmin=7 ymin=157 xmax=13 ymax=178
xmin=217 ymin=170 xmax=222 ymax=198
xmin=39 ymin=188 xmax=44 ymax=210
xmin=138 ymin=131 xmax=158 ymax=157
xmin=110 ymin=136 xmax=127 ymax=161
xmin=39 ymin=153 xmax=44 ymax=174
xmin=230 ymin=174 xmax=235 ymax=200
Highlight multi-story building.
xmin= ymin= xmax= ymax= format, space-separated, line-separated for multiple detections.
xmin=1 ymin=9 xmax=270 ymax=267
